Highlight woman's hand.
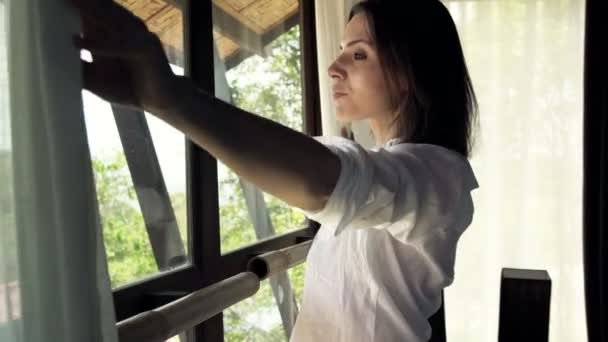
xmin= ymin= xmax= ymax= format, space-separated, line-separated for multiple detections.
xmin=68 ymin=0 xmax=178 ymax=113
xmin=68 ymin=1 xmax=340 ymax=213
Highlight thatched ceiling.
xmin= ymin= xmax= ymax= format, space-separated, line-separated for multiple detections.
xmin=115 ymin=0 xmax=299 ymax=68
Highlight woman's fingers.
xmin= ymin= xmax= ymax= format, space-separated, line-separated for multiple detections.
xmin=73 ymin=33 xmax=147 ymax=59
xmin=68 ymin=0 xmax=149 ymax=36
xmin=72 ymin=1 xmax=158 ymax=61
xmin=66 ymin=0 xmax=154 ymax=58
xmin=67 ymin=0 xmax=109 ymax=28
xmin=66 ymin=0 xmax=104 ymax=12
xmin=69 ymin=1 xmax=173 ymax=110
xmin=81 ymin=59 xmax=138 ymax=106
xmin=81 ymin=58 xmax=119 ymax=93
xmin=106 ymin=1 xmax=149 ymax=31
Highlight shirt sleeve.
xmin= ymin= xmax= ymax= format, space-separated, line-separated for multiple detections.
xmin=304 ymin=136 xmax=479 ymax=242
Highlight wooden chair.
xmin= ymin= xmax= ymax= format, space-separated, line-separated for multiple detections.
xmin=428 ymin=268 xmax=551 ymax=342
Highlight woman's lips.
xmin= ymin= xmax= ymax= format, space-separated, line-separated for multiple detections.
xmin=332 ymin=92 xmax=347 ymax=99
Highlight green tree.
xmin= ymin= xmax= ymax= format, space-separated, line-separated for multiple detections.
xmin=92 ymin=153 xmax=158 ymax=287
xmin=220 ymin=24 xmax=307 ymax=248
xmin=93 ymin=24 xmax=307 ymax=341
xmin=220 ymin=25 xmax=307 ymax=341
xmin=93 ymin=150 xmax=306 ymax=340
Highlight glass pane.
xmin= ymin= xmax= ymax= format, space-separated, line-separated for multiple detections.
xmin=224 ymin=263 xmax=306 ymax=341
xmin=166 ymin=334 xmax=187 ymax=342
xmin=212 ymin=0 xmax=307 ymax=255
xmin=441 ymin=1 xmax=586 ymax=341
xmin=84 ymin=0 xmax=188 ymax=288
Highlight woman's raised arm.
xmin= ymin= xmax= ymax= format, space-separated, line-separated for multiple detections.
xmin=163 ymin=76 xmax=340 ymax=212
xmin=68 ymin=0 xmax=340 ymax=211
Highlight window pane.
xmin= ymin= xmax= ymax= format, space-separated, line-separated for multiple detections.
xmin=166 ymin=334 xmax=187 ymax=342
xmin=212 ymin=1 xmax=307 ymax=254
xmin=84 ymin=0 xmax=188 ymax=288
xmin=224 ymin=263 xmax=306 ymax=342
xmin=441 ymin=1 xmax=586 ymax=341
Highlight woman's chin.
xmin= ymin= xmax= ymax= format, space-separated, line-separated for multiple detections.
xmin=334 ymin=107 xmax=348 ymax=121
xmin=336 ymin=117 xmax=354 ymax=123
xmin=335 ymin=110 xmax=362 ymax=123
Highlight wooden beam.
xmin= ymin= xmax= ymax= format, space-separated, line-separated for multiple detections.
xmin=211 ymin=3 xmax=266 ymax=57
xmin=224 ymin=10 xmax=299 ymax=70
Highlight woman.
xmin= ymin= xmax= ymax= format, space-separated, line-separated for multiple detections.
xmin=70 ymin=0 xmax=479 ymax=340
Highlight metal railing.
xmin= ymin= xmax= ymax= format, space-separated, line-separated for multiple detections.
xmin=117 ymin=240 xmax=312 ymax=342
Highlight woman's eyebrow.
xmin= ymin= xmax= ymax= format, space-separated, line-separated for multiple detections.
xmin=339 ymin=38 xmax=373 ymax=50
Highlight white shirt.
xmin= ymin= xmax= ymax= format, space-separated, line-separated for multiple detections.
xmin=290 ymin=136 xmax=479 ymax=342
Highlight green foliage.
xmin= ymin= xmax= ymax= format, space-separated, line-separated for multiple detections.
xmin=93 ymin=24 xmax=307 ymax=341
xmin=92 ymin=153 xmax=159 ymax=288
xmin=227 ymin=25 xmax=303 ymax=131
xmin=219 ymin=169 xmax=258 ymax=251
xmin=221 ymin=25 xmax=307 ymax=342
xmin=170 ymin=192 xmax=188 ymax=250
xmin=220 ymin=25 xmax=306 ymax=251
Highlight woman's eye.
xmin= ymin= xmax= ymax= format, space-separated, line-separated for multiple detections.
xmin=354 ymin=52 xmax=366 ymax=60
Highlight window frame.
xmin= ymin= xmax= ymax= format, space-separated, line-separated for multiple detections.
xmin=110 ymin=0 xmax=321 ymax=341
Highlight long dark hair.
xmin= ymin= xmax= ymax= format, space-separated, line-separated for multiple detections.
xmin=350 ymin=0 xmax=478 ymax=158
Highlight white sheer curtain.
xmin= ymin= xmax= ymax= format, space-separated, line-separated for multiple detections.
xmin=0 ymin=0 xmax=118 ymax=341
xmin=444 ymin=1 xmax=586 ymax=341
xmin=315 ymin=1 xmax=586 ymax=341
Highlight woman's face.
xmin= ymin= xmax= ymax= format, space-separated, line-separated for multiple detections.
xmin=328 ymin=13 xmax=395 ymax=122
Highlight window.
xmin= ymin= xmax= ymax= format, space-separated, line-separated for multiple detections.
xmin=212 ymin=0 xmax=307 ymax=256
xmin=81 ymin=1 xmax=319 ymax=341
xmin=210 ymin=1 xmax=313 ymax=339
xmin=83 ymin=0 xmax=189 ymax=288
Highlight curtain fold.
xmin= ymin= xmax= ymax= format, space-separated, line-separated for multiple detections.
xmin=1 ymin=0 xmax=118 ymax=341
xmin=583 ymin=0 xmax=608 ymax=340
xmin=444 ymin=2 xmax=586 ymax=340
xmin=314 ymin=0 xmax=350 ymax=138
xmin=0 ymin=1 xmax=19 ymax=340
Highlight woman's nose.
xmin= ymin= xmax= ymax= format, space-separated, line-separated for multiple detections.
xmin=328 ymin=59 xmax=346 ymax=80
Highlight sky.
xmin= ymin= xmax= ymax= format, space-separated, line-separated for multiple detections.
xmin=82 ymin=62 xmax=188 ymax=194
xmin=83 ymin=88 xmax=187 ymax=194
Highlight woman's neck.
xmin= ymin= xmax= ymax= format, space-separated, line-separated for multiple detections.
xmin=369 ymin=115 xmax=405 ymax=147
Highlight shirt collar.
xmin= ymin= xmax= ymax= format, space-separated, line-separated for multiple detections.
xmin=383 ymin=137 xmax=407 ymax=148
